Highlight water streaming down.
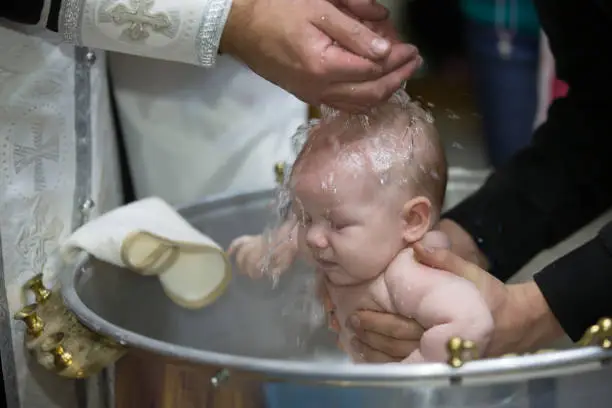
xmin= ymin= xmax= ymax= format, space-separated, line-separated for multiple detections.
xmin=249 ymin=89 xmax=449 ymax=357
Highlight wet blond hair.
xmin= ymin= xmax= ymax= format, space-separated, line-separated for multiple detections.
xmin=292 ymin=94 xmax=447 ymax=215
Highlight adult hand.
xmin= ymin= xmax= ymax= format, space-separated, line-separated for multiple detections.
xmin=333 ymin=0 xmax=401 ymax=44
xmin=220 ymin=0 xmax=421 ymax=112
xmin=345 ymin=231 xmax=448 ymax=363
xmin=349 ymin=239 xmax=565 ymax=361
xmin=333 ymin=0 xmax=391 ymax=22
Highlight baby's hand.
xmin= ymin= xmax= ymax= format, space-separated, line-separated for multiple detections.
xmin=227 ymin=234 xmax=296 ymax=278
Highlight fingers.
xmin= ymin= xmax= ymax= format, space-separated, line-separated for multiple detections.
xmin=349 ymin=310 xmax=424 ymax=340
xmin=314 ymin=1 xmax=391 ymax=60
xmin=320 ymin=42 xmax=418 ymax=83
xmin=336 ymin=0 xmax=389 ymax=21
xmin=362 ymin=18 xmax=402 ymax=43
xmin=235 ymin=249 xmax=255 ymax=275
xmin=354 ymin=331 xmax=419 ymax=359
xmin=317 ymin=47 xmax=384 ymax=82
xmin=229 ymin=236 xmax=266 ymax=277
xmin=351 ymin=338 xmax=399 ymax=363
xmin=421 ymin=230 xmax=451 ymax=250
xmin=227 ymin=235 xmax=254 ymax=256
xmin=321 ymin=50 xmax=422 ymax=110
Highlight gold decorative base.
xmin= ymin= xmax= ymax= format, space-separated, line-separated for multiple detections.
xmin=308 ymin=106 xmax=321 ymax=120
xmin=274 ymin=162 xmax=286 ymax=186
xmin=14 ymin=273 xmax=126 ymax=379
xmin=14 ymin=271 xmax=612 ymax=386
xmin=450 ymin=317 xmax=612 ymax=366
xmin=447 ymin=337 xmax=478 ymax=368
xmin=578 ymin=318 xmax=612 ymax=349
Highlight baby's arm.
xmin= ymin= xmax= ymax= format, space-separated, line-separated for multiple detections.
xmin=227 ymin=220 xmax=298 ymax=278
xmin=402 ymin=282 xmax=493 ymax=363
xmin=385 ymin=250 xmax=493 ymax=363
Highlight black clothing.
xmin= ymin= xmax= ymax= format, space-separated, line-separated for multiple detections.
xmin=445 ymin=0 xmax=612 ymax=341
xmin=0 ymin=0 xmax=61 ymax=30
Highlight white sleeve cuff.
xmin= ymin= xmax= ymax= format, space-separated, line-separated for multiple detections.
xmin=59 ymin=0 xmax=232 ymax=67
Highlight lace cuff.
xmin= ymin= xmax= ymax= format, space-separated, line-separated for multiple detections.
xmin=59 ymin=0 xmax=231 ymax=67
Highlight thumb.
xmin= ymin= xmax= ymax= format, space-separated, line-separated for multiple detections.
xmin=413 ymin=242 xmax=486 ymax=290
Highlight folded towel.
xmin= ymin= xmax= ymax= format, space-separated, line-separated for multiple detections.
xmin=61 ymin=197 xmax=231 ymax=309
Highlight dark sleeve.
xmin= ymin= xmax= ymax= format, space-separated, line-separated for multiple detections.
xmin=0 ymin=0 xmax=61 ymax=31
xmin=533 ymin=222 xmax=612 ymax=341
xmin=444 ymin=0 xmax=612 ymax=282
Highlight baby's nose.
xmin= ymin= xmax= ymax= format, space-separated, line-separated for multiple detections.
xmin=306 ymin=226 xmax=328 ymax=249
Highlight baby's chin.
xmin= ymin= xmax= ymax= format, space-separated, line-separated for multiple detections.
xmin=325 ymin=268 xmax=372 ymax=286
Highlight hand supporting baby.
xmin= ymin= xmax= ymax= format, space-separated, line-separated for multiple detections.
xmin=347 ymin=222 xmax=509 ymax=362
xmin=319 ymin=231 xmax=464 ymax=362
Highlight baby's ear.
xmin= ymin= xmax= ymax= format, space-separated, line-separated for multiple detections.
xmin=401 ymin=196 xmax=432 ymax=244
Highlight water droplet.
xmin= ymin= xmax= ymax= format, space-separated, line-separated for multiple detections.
xmin=445 ymin=109 xmax=460 ymax=120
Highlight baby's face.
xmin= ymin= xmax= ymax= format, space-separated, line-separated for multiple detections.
xmin=291 ymin=161 xmax=407 ymax=286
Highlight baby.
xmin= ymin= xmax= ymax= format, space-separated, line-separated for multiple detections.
xmin=229 ymin=94 xmax=493 ymax=363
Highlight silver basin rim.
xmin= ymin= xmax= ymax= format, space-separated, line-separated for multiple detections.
xmin=59 ymin=189 xmax=612 ymax=386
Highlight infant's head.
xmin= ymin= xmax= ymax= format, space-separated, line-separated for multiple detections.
xmin=289 ymin=93 xmax=447 ymax=285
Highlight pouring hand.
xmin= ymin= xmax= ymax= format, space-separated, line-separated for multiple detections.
xmin=219 ymin=0 xmax=421 ymax=112
xmin=333 ymin=0 xmax=402 ymax=44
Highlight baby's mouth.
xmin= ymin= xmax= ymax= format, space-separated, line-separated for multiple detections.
xmin=316 ymin=258 xmax=337 ymax=269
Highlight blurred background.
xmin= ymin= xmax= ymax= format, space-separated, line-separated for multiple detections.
xmin=380 ymin=0 xmax=542 ymax=172
xmin=111 ymin=0 xmax=600 ymax=305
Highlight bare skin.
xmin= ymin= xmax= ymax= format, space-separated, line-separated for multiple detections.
xmin=230 ymin=103 xmax=496 ymax=363
xmin=347 ymin=219 xmax=565 ymax=362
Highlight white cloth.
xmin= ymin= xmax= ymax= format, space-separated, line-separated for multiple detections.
xmin=1 ymin=0 xmax=238 ymax=406
xmin=59 ymin=0 xmax=231 ymax=67
xmin=110 ymin=53 xmax=307 ymax=205
xmin=0 ymin=24 xmax=122 ymax=408
xmin=61 ymin=197 xmax=230 ymax=308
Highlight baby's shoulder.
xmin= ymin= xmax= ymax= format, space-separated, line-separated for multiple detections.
xmin=391 ymin=247 xmax=418 ymax=265
xmin=384 ymin=248 xmax=422 ymax=278
xmin=384 ymin=246 xmax=462 ymax=285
